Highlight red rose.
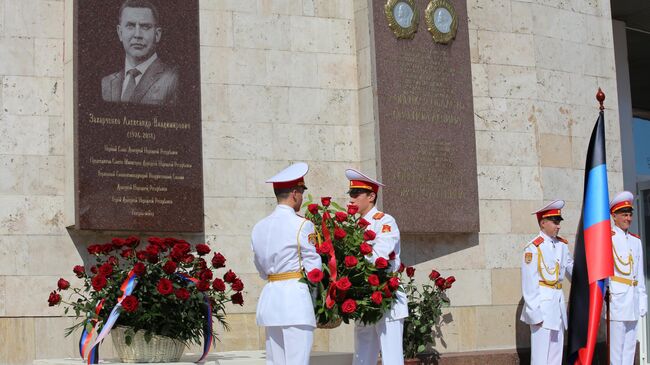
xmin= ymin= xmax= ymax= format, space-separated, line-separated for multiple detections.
xmin=146 ymin=244 xmax=160 ymax=256
xmin=334 ymin=227 xmax=347 ymax=240
xmin=162 ymin=260 xmax=177 ymax=274
xmin=212 ymin=278 xmax=226 ymax=292
xmin=57 ymin=278 xmax=70 ymax=290
xmin=121 ymin=295 xmax=139 ymax=312
xmin=231 ymin=278 xmax=244 ymax=292
xmin=317 ymin=240 xmax=333 ymax=255
xmin=133 ymin=262 xmax=146 ymax=276
xmin=196 ymin=243 xmax=211 ymax=256
xmin=388 ymin=277 xmax=400 ymax=290
xmin=363 ymin=230 xmax=376 ymax=241
xmin=358 ymin=218 xmax=370 ymax=228
xmin=347 ymin=204 xmax=359 ymax=215
xmin=389 ymin=251 xmax=396 ymax=260
xmin=307 ymin=268 xmax=324 ymax=283
xmin=147 ymin=237 xmax=164 ymax=246
xmin=406 ymin=266 xmax=415 ymax=278
xmin=196 ymin=280 xmax=211 ymax=292
xmin=375 ymin=257 xmax=388 ymax=269
xmin=181 ymin=254 xmax=194 ymax=264
xmin=445 ymin=276 xmax=456 ymax=289
xmin=359 ymin=242 xmax=373 ymax=255
xmin=398 ymin=263 xmax=405 ymax=273
xmin=157 ymin=278 xmax=174 ymax=295
xmin=125 ymin=236 xmax=140 ymax=247
xmin=136 ymin=251 xmax=147 ymax=261
xmin=98 ymin=263 xmax=113 ymax=277
xmin=47 ymin=291 xmax=61 ymax=306
xmin=101 ymin=243 xmax=114 ymax=254
xmin=200 ymin=270 xmax=213 ymax=281
xmin=341 ymin=299 xmax=357 ymax=314
xmin=344 ymin=256 xmax=358 ymax=268
xmin=335 ymin=211 xmax=348 ymax=222
xmin=212 ymin=253 xmax=226 ymax=268
xmin=112 ymin=237 xmax=126 ymax=248
xmin=91 ymin=275 xmax=107 ymax=291
xmin=87 ymin=244 xmax=102 ymax=255
xmin=175 ymin=288 xmax=190 ymax=301
xmin=107 ymin=256 xmax=118 ymax=266
xmin=308 ymin=204 xmax=319 ymax=214
xmin=120 ymin=249 xmax=133 ymax=258
xmin=435 ymin=277 xmax=445 ymax=288
xmin=73 ymin=265 xmax=85 ymax=278
xmin=429 ymin=270 xmax=440 ymax=280
xmin=336 ymin=277 xmax=352 ymax=291
xmin=231 ymin=292 xmax=244 ymax=306
xmin=383 ymin=285 xmax=392 ymax=298
xmin=321 ymin=197 xmax=331 ymax=206
xmin=371 ymin=291 xmax=383 ymax=305
xmin=90 ymin=265 xmax=98 ymax=274
xmin=197 ymin=258 xmax=208 ymax=270
xmin=367 ymin=274 xmax=380 ymax=286
xmin=223 ymin=270 xmax=237 ymax=283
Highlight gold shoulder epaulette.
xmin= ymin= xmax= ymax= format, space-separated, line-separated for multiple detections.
xmin=557 ymin=236 xmax=568 ymax=244
xmin=532 ymin=236 xmax=544 ymax=247
xmin=373 ymin=212 xmax=384 ymax=220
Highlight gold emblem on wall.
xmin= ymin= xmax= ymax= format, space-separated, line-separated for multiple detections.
xmin=425 ymin=0 xmax=458 ymax=44
xmin=384 ymin=0 xmax=419 ymax=39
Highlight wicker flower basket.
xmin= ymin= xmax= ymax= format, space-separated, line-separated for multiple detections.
xmin=111 ymin=326 xmax=185 ymax=363
xmin=317 ymin=317 xmax=343 ymax=329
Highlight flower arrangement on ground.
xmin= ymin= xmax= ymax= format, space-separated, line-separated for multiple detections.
xmin=47 ymin=236 xmax=244 ymax=361
xmin=302 ymin=196 xmax=402 ymax=326
xmin=401 ymin=266 xmax=455 ymax=359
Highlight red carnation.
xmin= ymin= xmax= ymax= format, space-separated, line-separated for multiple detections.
xmin=223 ymin=270 xmax=237 ymax=283
xmin=162 ymin=260 xmax=177 ymax=274
xmin=133 ymin=262 xmax=146 ymax=276
xmin=336 ymin=277 xmax=352 ymax=291
xmin=429 ymin=270 xmax=440 ymax=280
xmin=47 ymin=291 xmax=61 ymax=306
xmin=231 ymin=278 xmax=244 ymax=292
xmin=212 ymin=278 xmax=226 ymax=292
xmin=57 ymin=278 xmax=70 ymax=290
xmin=344 ymin=256 xmax=358 ymax=268
xmin=212 ymin=252 xmax=226 ymax=268
xmin=347 ymin=204 xmax=359 ymax=215
xmin=371 ymin=291 xmax=383 ymax=305
xmin=368 ymin=274 xmax=380 ymax=286
xmin=363 ymin=230 xmax=376 ymax=241
xmin=73 ymin=265 xmax=85 ymax=278
xmin=98 ymin=263 xmax=113 ymax=277
xmin=321 ymin=197 xmax=331 ymax=206
xmin=406 ymin=266 xmax=416 ymax=278
xmin=308 ymin=204 xmax=319 ymax=214
xmin=335 ymin=211 xmax=348 ymax=222
xmin=358 ymin=218 xmax=370 ymax=228
xmin=317 ymin=240 xmax=333 ymax=255
xmin=307 ymin=268 xmax=324 ymax=283
xmin=91 ymin=275 xmax=107 ymax=291
xmin=196 ymin=243 xmax=211 ymax=256
xmin=157 ymin=278 xmax=174 ymax=295
xmin=389 ymin=251 xmax=396 ymax=260
xmin=435 ymin=277 xmax=446 ymax=288
xmin=388 ymin=277 xmax=400 ymax=290
xmin=231 ymin=292 xmax=244 ymax=306
xmin=334 ymin=227 xmax=347 ymax=240
xmin=342 ymin=299 xmax=357 ymax=314
xmin=360 ymin=242 xmax=373 ymax=255
xmin=200 ymin=270 xmax=213 ymax=281
xmin=175 ymin=288 xmax=190 ymax=301
xmin=121 ymin=295 xmax=139 ymax=312
xmin=375 ymin=257 xmax=388 ymax=269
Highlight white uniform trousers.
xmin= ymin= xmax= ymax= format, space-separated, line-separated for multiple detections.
xmin=530 ymin=324 xmax=563 ymax=365
xmin=265 ymin=325 xmax=313 ymax=365
xmin=353 ymin=317 xmax=404 ymax=365
xmin=610 ymin=320 xmax=637 ymax=365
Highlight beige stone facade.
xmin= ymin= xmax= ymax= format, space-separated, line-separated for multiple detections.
xmin=0 ymin=0 xmax=623 ymax=363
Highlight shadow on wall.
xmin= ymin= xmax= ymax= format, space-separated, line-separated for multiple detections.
xmin=400 ymin=233 xmax=479 ymax=266
xmin=515 ymin=297 xmax=531 ymax=363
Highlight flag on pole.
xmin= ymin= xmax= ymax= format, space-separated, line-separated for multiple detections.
xmin=567 ymin=89 xmax=614 ymax=364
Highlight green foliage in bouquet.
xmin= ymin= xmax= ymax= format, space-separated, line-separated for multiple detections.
xmin=47 ymin=236 xmax=244 ymax=346
xmin=301 ymin=196 xmax=402 ymax=326
xmin=401 ymin=266 xmax=455 ymax=359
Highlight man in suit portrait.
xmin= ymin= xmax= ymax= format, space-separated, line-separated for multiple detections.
xmin=101 ymin=0 xmax=179 ymax=106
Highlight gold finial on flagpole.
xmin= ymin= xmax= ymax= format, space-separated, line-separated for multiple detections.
xmin=596 ymin=88 xmax=605 ymax=111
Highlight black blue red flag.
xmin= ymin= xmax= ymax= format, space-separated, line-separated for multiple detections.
xmin=567 ymin=97 xmax=614 ymax=364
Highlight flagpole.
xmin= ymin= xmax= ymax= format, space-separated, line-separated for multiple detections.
xmin=597 ymin=88 xmax=609 ymax=365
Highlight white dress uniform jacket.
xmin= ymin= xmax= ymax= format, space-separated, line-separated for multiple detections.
xmin=251 ymin=204 xmax=322 ymax=327
xmin=520 ymin=231 xmax=574 ymax=331
xmin=363 ymin=206 xmax=408 ymax=319
xmin=609 ymin=225 xmax=647 ymax=321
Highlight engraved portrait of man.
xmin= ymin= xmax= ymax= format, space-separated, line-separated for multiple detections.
xmin=393 ymin=1 xmax=414 ymax=28
xmin=433 ymin=7 xmax=453 ymax=34
xmin=101 ymin=0 xmax=179 ymax=106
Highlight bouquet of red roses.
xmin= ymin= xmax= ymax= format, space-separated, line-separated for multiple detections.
xmin=47 ymin=236 xmax=244 ymax=351
xmin=302 ymin=197 xmax=401 ymax=326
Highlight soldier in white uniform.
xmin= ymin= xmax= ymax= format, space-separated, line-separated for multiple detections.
xmin=345 ymin=168 xmax=409 ymax=365
xmin=608 ymin=191 xmax=647 ymax=365
xmin=520 ymin=200 xmax=574 ymax=365
xmin=251 ymin=162 xmax=322 ymax=365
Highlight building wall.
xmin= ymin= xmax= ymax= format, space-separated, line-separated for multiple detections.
xmin=0 ymin=0 xmax=622 ymax=363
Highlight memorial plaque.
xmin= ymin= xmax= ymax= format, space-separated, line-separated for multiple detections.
xmin=74 ymin=0 xmax=203 ymax=232
xmin=371 ymin=0 xmax=479 ymax=233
